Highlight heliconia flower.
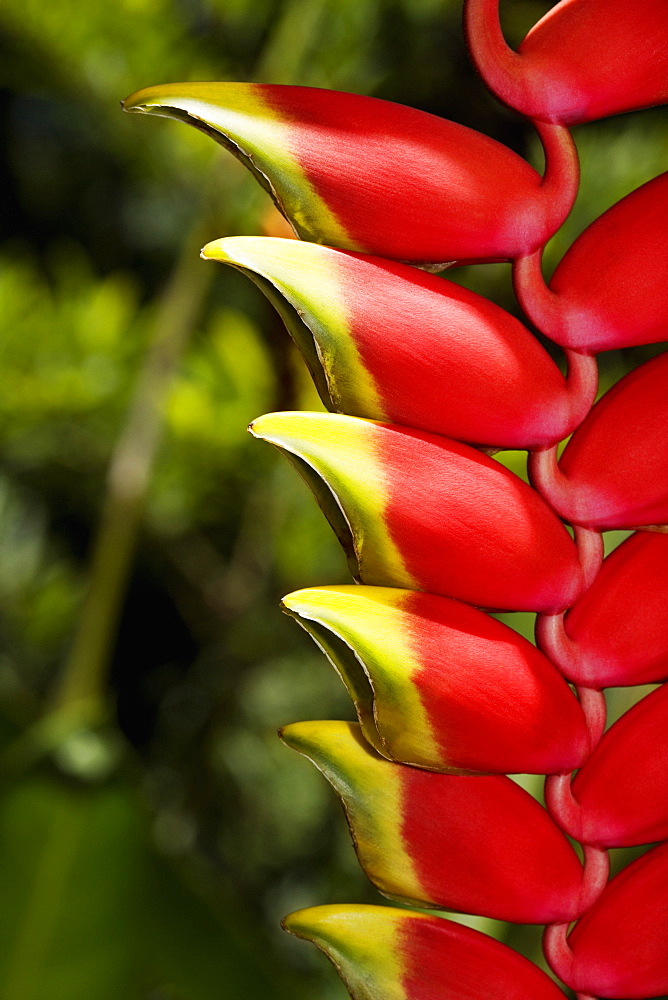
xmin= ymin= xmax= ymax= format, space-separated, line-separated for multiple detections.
xmin=280 ymin=720 xmax=585 ymax=924
xmin=283 ymin=904 xmax=570 ymax=1000
xmin=558 ymin=531 xmax=668 ymax=687
xmin=464 ymin=0 xmax=668 ymax=125
xmin=250 ymin=411 xmax=585 ymax=612
xmin=513 ymin=173 xmax=668 ymax=354
xmin=530 ymin=350 xmax=668 ymax=529
xmin=560 ymin=684 xmax=668 ymax=848
xmin=281 ymin=584 xmax=589 ymax=774
xmin=122 ymin=82 xmax=578 ymax=264
xmin=555 ymin=842 xmax=668 ymax=999
xmin=202 ymin=237 xmax=595 ymax=449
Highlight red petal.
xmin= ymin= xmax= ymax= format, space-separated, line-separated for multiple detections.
xmin=283 ymin=585 xmax=590 ymax=774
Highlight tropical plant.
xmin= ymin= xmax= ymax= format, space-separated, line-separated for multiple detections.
xmin=123 ymin=2 xmax=668 ymax=997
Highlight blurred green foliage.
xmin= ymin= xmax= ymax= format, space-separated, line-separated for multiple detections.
xmin=0 ymin=0 xmax=666 ymax=997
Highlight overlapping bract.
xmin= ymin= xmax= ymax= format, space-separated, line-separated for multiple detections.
xmin=566 ymin=684 xmax=668 ymax=848
xmin=562 ymin=532 xmax=668 ymax=687
xmin=465 ymin=0 xmax=668 ymax=125
xmin=535 ymin=351 xmax=668 ymax=529
xmin=203 ymin=236 xmax=594 ymax=449
xmin=561 ymin=843 xmax=668 ymax=999
xmin=282 ymin=585 xmax=589 ymax=774
xmin=514 ymin=173 xmax=668 ymax=354
xmin=284 ymin=905 xmax=569 ymax=1000
xmin=250 ymin=411 xmax=584 ymax=611
xmin=281 ymin=721 xmax=585 ymax=924
xmin=122 ymin=82 xmax=576 ymax=264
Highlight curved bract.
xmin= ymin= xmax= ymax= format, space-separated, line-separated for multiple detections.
xmin=515 ymin=173 xmax=668 ymax=353
xmin=202 ymin=237 xmax=592 ymax=449
xmin=465 ymin=0 xmax=668 ymax=125
xmin=564 ymin=843 xmax=668 ymax=998
xmin=250 ymin=411 xmax=585 ymax=612
xmin=280 ymin=721 xmax=585 ymax=924
xmin=537 ymin=351 xmax=668 ymax=529
xmin=122 ymin=82 xmax=574 ymax=263
xmin=563 ymin=532 xmax=668 ymax=687
xmin=283 ymin=905 xmax=569 ymax=1000
xmin=282 ymin=585 xmax=589 ymax=774
xmin=566 ymin=684 xmax=668 ymax=848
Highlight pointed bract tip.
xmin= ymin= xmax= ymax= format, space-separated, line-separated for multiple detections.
xmin=120 ymin=91 xmax=150 ymax=113
xmin=200 ymin=238 xmax=231 ymax=262
xmin=279 ymin=589 xmax=314 ymax=615
xmin=281 ymin=904 xmax=353 ymax=940
xmin=281 ymin=908 xmax=308 ymax=938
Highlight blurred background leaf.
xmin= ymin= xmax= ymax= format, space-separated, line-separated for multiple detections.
xmin=0 ymin=0 xmax=665 ymax=996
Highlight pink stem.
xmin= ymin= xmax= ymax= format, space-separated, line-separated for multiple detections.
xmin=574 ymin=525 xmax=604 ymax=590
xmin=534 ymin=120 xmax=580 ymax=234
xmin=527 ymin=444 xmax=573 ymax=515
xmin=580 ymin=844 xmax=610 ymax=910
xmin=564 ymin=351 xmax=599 ymax=431
xmin=535 ymin=611 xmax=579 ymax=677
xmin=463 ymin=0 xmax=526 ymax=111
xmin=513 ymin=248 xmax=560 ymax=338
xmin=576 ymin=685 xmax=606 ymax=747
xmin=543 ymin=922 xmax=573 ymax=984
xmin=545 ymin=771 xmax=581 ymax=835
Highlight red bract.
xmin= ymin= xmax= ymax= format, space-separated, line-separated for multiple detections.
xmin=514 ymin=172 xmax=668 ymax=353
xmin=282 ymin=585 xmax=590 ymax=774
xmin=250 ymin=412 xmax=585 ymax=612
xmin=203 ymin=237 xmax=595 ymax=449
xmin=532 ymin=350 xmax=668 ymax=529
xmin=561 ymin=842 xmax=668 ymax=998
xmin=284 ymin=905 xmax=570 ymax=1000
xmin=281 ymin=721 xmax=585 ymax=925
xmin=123 ymin=82 xmax=577 ymax=264
xmin=465 ymin=0 xmax=668 ymax=125
xmin=562 ymin=532 xmax=668 ymax=687
xmin=565 ymin=684 xmax=668 ymax=848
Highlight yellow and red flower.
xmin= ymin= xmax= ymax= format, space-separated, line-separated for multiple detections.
xmin=202 ymin=236 xmax=593 ymax=449
xmin=122 ymin=82 xmax=575 ymax=264
xmin=282 ymin=584 xmax=589 ymax=774
xmin=284 ymin=905 xmax=569 ymax=1000
xmin=250 ymin=411 xmax=585 ymax=612
xmin=280 ymin=720 xmax=585 ymax=925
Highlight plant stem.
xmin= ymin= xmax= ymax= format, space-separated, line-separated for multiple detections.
xmin=50 ymin=219 xmax=214 ymax=726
